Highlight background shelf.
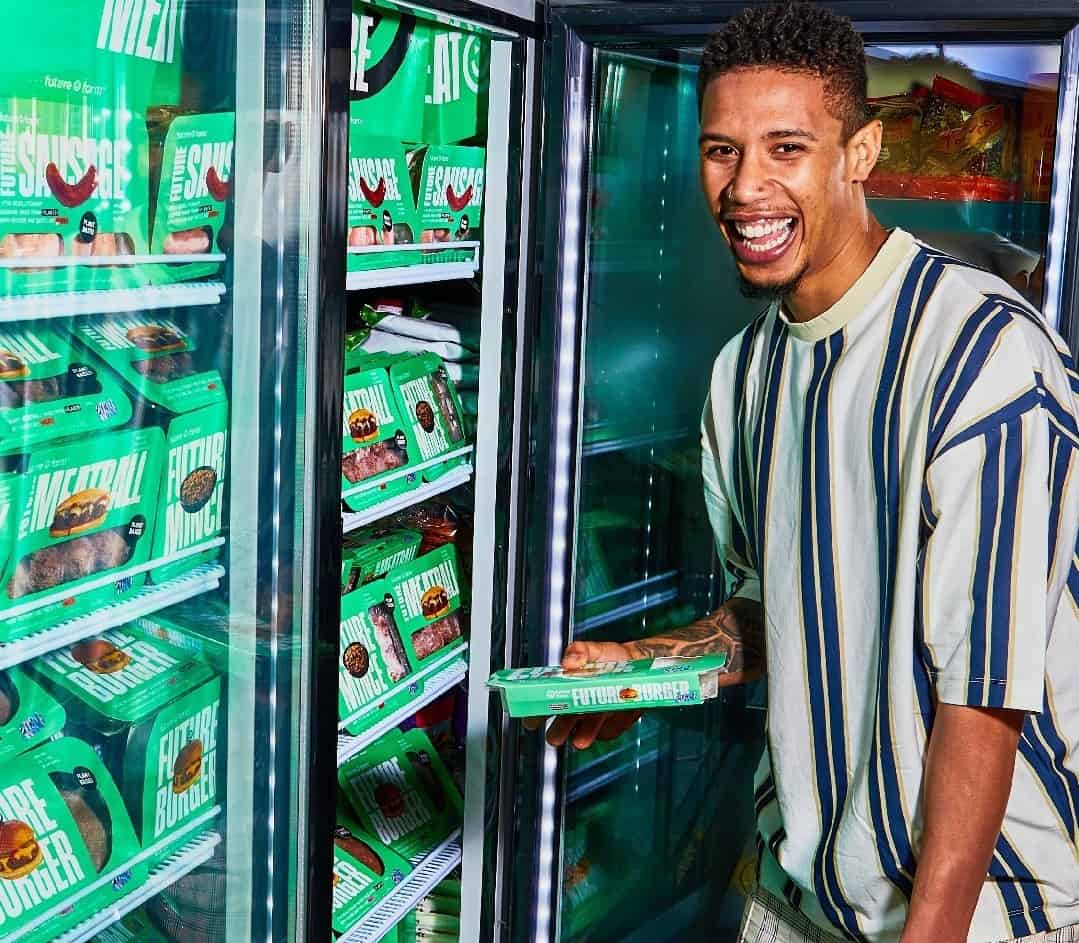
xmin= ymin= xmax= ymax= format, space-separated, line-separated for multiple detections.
xmin=342 ymin=464 xmax=474 ymax=534
xmin=0 ymin=281 xmax=227 ymax=321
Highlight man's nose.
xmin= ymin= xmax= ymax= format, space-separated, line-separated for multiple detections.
xmin=726 ymin=151 xmax=770 ymax=205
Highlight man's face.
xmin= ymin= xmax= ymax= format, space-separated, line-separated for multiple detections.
xmin=699 ymin=68 xmax=872 ymax=298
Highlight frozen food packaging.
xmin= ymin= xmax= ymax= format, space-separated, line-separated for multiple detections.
xmin=149 ymin=111 xmax=234 ymax=282
xmin=409 ymin=145 xmax=485 ymax=264
xmin=348 ymin=134 xmax=421 ymax=272
xmin=0 ymin=667 xmax=66 ymax=763
xmin=332 ymin=804 xmax=412 ymax=936
xmin=384 ymin=544 xmax=466 ymax=667
xmin=389 ymin=353 xmax=469 ymax=480
xmin=488 ymin=654 xmax=731 ymax=718
xmin=29 ymin=626 xmax=221 ymax=858
xmin=342 ymin=526 xmax=422 ymax=594
xmin=0 ymin=324 xmax=134 ymax=454
xmin=338 ymin=728 xmax=462 ymax=861
xmin=0 ymin=736 xmax=146 ymax=943
xmin=0 ymin=426 xmax=165 ymax=641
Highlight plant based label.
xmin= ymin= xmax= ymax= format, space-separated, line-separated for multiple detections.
xmin=488 ymin=655 xmax=731 ymax=718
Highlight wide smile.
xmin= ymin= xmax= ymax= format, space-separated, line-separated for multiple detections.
xmin=724 ymin=216 xmax=800 ymax=266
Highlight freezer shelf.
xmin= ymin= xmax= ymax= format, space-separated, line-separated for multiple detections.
xmin=338 ymin=831 xmax=463 ymax=943
xmin=337 ymin=645 xmax=469 ymax=766
xmin=0 ymin=562 xmax=226 ymax=670
xmin=0 ymin=281 xmax=227 ymax=321
xmin=342 ymin=463 xmax=474 ymax=534
xmin=55 ymin=830 xmax=223 ymax=943
xmin=346 ymin=244 xmax=480 ymax=291
xmin=568 ymin=745 xmax=665 ymax=804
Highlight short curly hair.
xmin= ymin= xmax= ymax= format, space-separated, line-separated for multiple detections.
xmin=698 ymin=2 xmax=868 ymax=140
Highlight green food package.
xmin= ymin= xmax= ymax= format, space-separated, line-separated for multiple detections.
xmin=90 ymin=905 xmax=170 ymax=942
xmin=0 ymin=325 xmax=134 ymax=454
xmin=488 ymin=654 xmax=730 ymax=718
xmin=421 ymin=20 xmax=490 ymax=145
xmin=0 ymin=668 xmax=66 ymax=763
xmin=0 ymin=736 xmax=147 ymax=943
xmin=341 ymin=359 xmax=421 ymax=514
xmin=390 ymin=353 xmax=469 ymax=479
xmin=332 ymin=806 xmax=412 ymax=935
xmin=67 ymin=313 xmax=228 ymax=416
xmin=347 ymin=132 xmax=420 ymax=272
xmin=0 ymin=95 xmax=152 ymax=296
xmin=409 ymin=145 xmax=485 ymax=264
xmin=385 ymin=544 xmax=466 ymax=667
xmin=0 ymin=473 xmax=15 ymax=583
xmin=338 ymin=728 xmax=462 ymax=861
xmin=29 ymin=626 xmax=221 ymax=858
xmin=150 ymin=111 xmax=234 ymax=282
xmin=0 ymin=426 xmax=165 ymax=641
xmin=342 ymin=525 xmax=422 ymax=593
xmin=134 ymin=604 xmax=232 ymax=676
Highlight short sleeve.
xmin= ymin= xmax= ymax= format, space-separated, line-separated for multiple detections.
xmin=702 ymin=397 xmax=761 ymax=605
xmin=920 ymin=325 xmax=1050 ymax=712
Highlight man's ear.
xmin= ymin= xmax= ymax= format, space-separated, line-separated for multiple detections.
xmin=848 ymin=118 xmax=883 ymax=184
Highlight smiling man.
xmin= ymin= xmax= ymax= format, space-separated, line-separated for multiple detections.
xmin=536 ymin=4 xmax=1079 ymax=943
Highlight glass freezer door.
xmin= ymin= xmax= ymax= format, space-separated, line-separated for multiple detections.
xmin=0 ymin=0 xmax=343 ymax=940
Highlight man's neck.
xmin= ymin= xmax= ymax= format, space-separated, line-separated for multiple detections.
xmin=784 ymin=216 xmax=889 ymax=322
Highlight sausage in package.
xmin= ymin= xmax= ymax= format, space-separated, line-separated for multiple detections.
xmin=0 ymin=736 xmax=147 ymax=943
xmin=332 ymin=806 xmax=411 ymax=936
xmin=410 ymin=145 xmax=484 ymax=263
xmin=0 ymin=325 xmax=134 ymax=454
xmin=338 ymin=728 xmax=462 ymax=861
xmin=347 ymin=133 xmax=420 ymax=272
xmin=0 ymin=427 xmax=164 ymax=641
xmin=29 ymin=626 xmax=221 ymax=858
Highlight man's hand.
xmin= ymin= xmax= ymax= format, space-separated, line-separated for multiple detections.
xmin=523 ymin=598 xmax=765 ymax=750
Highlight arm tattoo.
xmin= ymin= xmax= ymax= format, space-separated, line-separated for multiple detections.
xmin=626 ymin=598 xmax=765 ymax=684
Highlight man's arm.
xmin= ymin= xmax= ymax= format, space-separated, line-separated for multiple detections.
xmin=901 ymin=703 xmax=1025 ymax=943
xmin=537 ymin=596 xmax=765 ymax=749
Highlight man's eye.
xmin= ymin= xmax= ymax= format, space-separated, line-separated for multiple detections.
xmin=774 ymin=143 xmax=804 ymax=155
xmin=706 ymin=145 xmax=737 ymax=159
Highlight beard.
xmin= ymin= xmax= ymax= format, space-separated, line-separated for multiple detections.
xmin=736 ymin=261 xmax=808 ymax=302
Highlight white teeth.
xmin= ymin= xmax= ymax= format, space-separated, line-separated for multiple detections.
xmin=733 ymin=218 xmax=794 ymax=240
xmin=743 ymin=228 xmax=792 ymax=253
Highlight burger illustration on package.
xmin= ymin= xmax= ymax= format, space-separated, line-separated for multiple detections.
xmin=332 ymin=804 xmax=411 ymax=936
xmin=149 ymin=111 xmax=234 ymax=282
xmin=341 ymin=525 xmax=422 ymax=594
xmin=488 ymin=654 xmax=731 ymax=719
xmin=338 ymin=728 xmax=462 ymax=861
xmin=341 ymin=359 xmax=421 ymax=513
xmin=347 ymin=132 xmax=420 ymax=272
xmin=0 ymin=427 xmax=165 ymax=642
xmin=409 ymin=145 xmax=485 ymax=264
xmin=0 ymin=325 xmax=134 ymax=454
xmin=0 ymin=668 xmax=65 ymax=764
xmin=389 ymin=353 xmax=469 ymax=481
xmin=28 ymin=626 xmax=221 ymax=861
xmin=0 ymin=736 xmax=146 ymax=942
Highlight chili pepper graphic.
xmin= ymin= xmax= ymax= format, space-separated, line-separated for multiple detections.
xmin=206 ymin=166 xmax=230 ymax=202
xmin=445 ymin=183 xmax=473 ymax=213
xmin=45 ymin=163 xmax=97 ymax=208
xmin=360 ymin=176 xmax=387 ymax=208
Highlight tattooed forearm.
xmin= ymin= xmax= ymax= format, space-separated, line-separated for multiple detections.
xmin=625 ymin=597 xmax=765 ymax=685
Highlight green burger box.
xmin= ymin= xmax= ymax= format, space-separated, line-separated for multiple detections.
xmin=0 ymin=668 xmax=66 ymax=763
xmin=332 ymin=805 xmax=411 ymax=936
xmin=488 ymin=654 xmax=730 ymax=718
xmin=29 ymin=626 xmax=221 ymax=860
xmin=0 ymin=736 xmax=147 ymax=943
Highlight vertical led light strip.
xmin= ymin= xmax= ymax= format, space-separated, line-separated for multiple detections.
xmin=534 ymin=32 xmax=591 ymax=943
xmin=1042 ymin=26 xmax=1079 ymax=331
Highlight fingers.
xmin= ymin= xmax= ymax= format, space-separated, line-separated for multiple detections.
xmin=545 ymin=715 xmax=579 ymax=748
xmin=560 ymin=642 xmax=594 ymax=669
xmin=597 ymin=711 xmax=642 ymax=741
xmin=570 ymin=714 xmax=607 ymax=750
xmin=522 ymin=716 xmax=545 ymax=732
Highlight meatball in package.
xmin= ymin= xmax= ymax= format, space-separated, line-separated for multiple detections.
xmin=29 ymin=626 xmax=221 ymax=861
xmin=332 ymin=805 xmax=411 ymax=936
xmin=341 ymin=358 xmax=420 ymax=513
xmin=0 ymin=427 xmax=164 ymax=641
xmin=0 ymin=736 xmax=146 ymax=943
xmin=150 ymin=112 xmax=235 ymax=282
xmin=409 ymin=145 xmax=485 ymax=262
xmin=0 ymin=325 xmax=134 ymax=454
xmin=385 ymin=544 xmax=466 ymax=667
xmin=348 ymin=133 xmax=420 ymax=272
xmin=338 ymin=728 xmax=462 ymax=861
xmin=390 ymin=353 xmax=469 ymax=480
xmin=341 ymin=526 xmax=422 ymax=594
xmin=0 ymin=668 xmax=65 ymax=763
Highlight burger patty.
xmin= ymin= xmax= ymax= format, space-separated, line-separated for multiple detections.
xmin=341 ymin=440 xmax=408 ymax=484
xmin=8 ymin=529 xmax=132 ymax=599
xmin=58 ymin=789 xmax=110 ymax=872
xmin=410 ymin=612 xmax=462 ymax=660
xmin=132 ymin=352 xmax=196 ymax=384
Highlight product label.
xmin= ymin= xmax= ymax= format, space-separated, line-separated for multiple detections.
xmin=352 ymin=757 xmax=433 ymax=844
xmin=162 ymin=427 xmax=226 ymax=556
xmin=152 ymin=697 xmax=219 ymax=839
xmin=96 ymin=0 xmax=183 ymax=64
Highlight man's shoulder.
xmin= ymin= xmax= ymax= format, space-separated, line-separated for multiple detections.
xmin=711 ymin=306 xmax=773 ymax=383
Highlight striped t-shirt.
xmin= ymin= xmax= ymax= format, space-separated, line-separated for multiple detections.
xmin=702 ymin=228 xmax=1079 ymax=942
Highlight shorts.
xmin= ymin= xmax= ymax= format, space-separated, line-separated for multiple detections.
xmin=738 ymin=887 xmax=1079 ymax=943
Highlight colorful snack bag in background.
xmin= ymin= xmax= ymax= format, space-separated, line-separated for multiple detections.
xmin=865 ymin=91 xmax=925 ymax=198
xmin=348 ymin=134 xmax=421 ymax=271
xmin=390 ymin=352 xmax=470 ymax=480
xmin=0 ymin=427 xmax=164 ymax=642
xmin=1021 ymin=84 xmax=1058 ymax=202
xmin=410 ymin=145 xmax=485 ymax=262
xmin=0 ymin=736 xmax=147 ymax=943
xmin=0 ymin=325 xmax=134 ymax=454
xmin=29 ymin=626 xmax=221 ymax=861
xmin=332 ymin=805 xmax=412 ymax=936
xmin=0 ymin=668 xmax=66 ymax=762
xmin=150 ymin=111 xmax=235 ymax=281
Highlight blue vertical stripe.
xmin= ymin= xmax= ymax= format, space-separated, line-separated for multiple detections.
xmin=969 ymin=422 xmax=1000 ymax=705
xmin=987 ymin=419 xmax=1023 ymax=707
xmin=731 ymin=314 xmax=768 ymax=571
xmin=753 ymin=319 xmax=788 ymax=599
xmin=989 ymin=851 xmax=1035 ymax=938
xmin=993 ymin=835 xmax=1052 ymax=933
xmin=1028 ymin=696 xmax=1079 ymax=841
